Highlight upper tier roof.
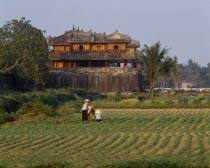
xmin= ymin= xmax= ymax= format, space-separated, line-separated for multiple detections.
xmin=49 ymin=27 xmax=140 ymax=48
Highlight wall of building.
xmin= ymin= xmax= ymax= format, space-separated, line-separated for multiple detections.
xmin=52 ymin=43 xmax=131 ymax=52
xmin=107 ymin=43 xmax=126 ymax=50
xmin=47 ymin=68 xmax=143 ymax=92
xmin=128 ymin=48 xmax=135 ymax=53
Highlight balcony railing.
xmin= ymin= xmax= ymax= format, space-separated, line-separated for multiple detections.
xmin=51 ymin=49 xmax=128 ymax=54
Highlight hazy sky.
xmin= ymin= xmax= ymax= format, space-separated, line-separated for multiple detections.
xmin=0 ymin=0 xmax=209 ymax=66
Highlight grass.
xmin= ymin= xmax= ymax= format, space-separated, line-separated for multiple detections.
xmin=0 ymin=109 xmax=209 ymax=167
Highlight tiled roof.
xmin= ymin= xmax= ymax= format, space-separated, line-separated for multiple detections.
xmin=49 ymin=27 xmax=139 ymax=48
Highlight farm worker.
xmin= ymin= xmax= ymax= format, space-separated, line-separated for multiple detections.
xmin=81 ymin=99 xmax=90 ymax=121
xmin=87 ymin=106 xmax=95 ymax=120
xmin=94 ymin=109 xmax=103 ymax=121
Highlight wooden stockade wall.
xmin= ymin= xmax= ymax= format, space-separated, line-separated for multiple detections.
xmin=0 ymin=68 xmax=143 ymax=92
xmin=47 ymin=68 xmax=143 ymax=92
xmin=0 ymin=73 xmax=34 ymax=90
xmin=0 ymin=73 xmax=18 ymax=89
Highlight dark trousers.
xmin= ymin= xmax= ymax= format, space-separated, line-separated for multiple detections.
xmin=82 ymin=110 xmax=88 ymax=121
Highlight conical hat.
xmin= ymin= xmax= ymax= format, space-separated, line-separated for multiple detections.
xmin=95 ymin=109 xmax=102 ymax=114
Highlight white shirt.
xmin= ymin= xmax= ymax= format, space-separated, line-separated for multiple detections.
xmin=81 ymin=102 xmax=89 ymax=110
xmin=95 ymin=113 xmax=103 ymax=120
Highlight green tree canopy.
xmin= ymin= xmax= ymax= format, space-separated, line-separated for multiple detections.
xmin=159 ymin=57 xmax=173 ymax=92
xmin=0 ymin=17 xmax=49 ymax=87
xmin=139 ymin=41 xmax=169 ymax=97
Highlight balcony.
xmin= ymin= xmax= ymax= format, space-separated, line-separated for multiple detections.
xmin=51 ymin=49 xmax=128 ymax=54
xmin=50 ymin=50 xmax=137 ymax=61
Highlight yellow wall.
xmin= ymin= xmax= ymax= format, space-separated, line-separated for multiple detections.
xmin=54 ymin=62 xmax=63 ymax=68
xmin=73 ymin=44 xmax=90 ymax=50
xmin=92 ymin=44 xmax=106 ymax=51
xmin=66 ymin=46 xmax=71 ymax=51
xmin=107 ymin=43 xmax=126 ymax=50
xmin=53 ymin=43 xmax=129 ymax=52
xmin=128 ymin=48 xmax=135 ymax=53
xmin=53 ymin=46 xmax=65 ymax=51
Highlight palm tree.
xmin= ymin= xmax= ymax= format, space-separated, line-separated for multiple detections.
xmin=159 ymin=57 xmax=173 ymax=93
xmin=140 ymin=42 xmax=169 ymax=97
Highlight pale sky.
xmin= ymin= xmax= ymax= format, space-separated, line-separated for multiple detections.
xmin=0 ymin=0 xmax=210 ymax=66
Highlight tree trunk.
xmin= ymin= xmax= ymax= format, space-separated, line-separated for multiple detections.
xmin=147 ymin=80 xmax=155 ymax=98
xmin=147 ymin=82 xmax=151 ymax=98
xmin=174 ymin=77 xmax=178 ymax=90
xmin=147 ymin=80 xmax=153 ymax=98
xmin=151 ymin=81 xmax=154 ymax=97
xmin=161 ymin=77 xmax=165 ymax=93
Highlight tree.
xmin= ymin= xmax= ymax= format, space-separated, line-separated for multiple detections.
xmin=177 ymin=64 xmax=188 ymax=89
xmin=140 ymin=42 xmax=169 ymax=97
xmin=159 ymin=57 xmax=173 ymax=93
xmin=186 ymin=59 xmax=201 ymax=87
xmin=0 ymin=17 xmax=49 ymax=87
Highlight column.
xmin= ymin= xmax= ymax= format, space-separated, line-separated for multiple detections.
xmin=132 ymin=60 xmax=135 ymax=68
xmin=105 ymin=61 xmax=109 ymax=68
xmin=124 ymin=60 xmax=127 ymax=68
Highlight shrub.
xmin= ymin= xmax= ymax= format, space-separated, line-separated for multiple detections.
xmin=164 ymin=100 xmax=175 ymax=107
xmin=149 ymin=100 xmax=161 ymax=108
xmin=192 ymin=99 xmax=201 ymax=104
xmin=0 ymin=96 xmax=20 ymax=114
xmin=114 ymin=92 xmax=124 ymax=102
xmin=0 ymin=111 xmax=17 ymax=124
xmin=0 ymin=91 xmax=76 ymax=114
xmin=138 ymin=96 xmax=146 ymax=102
xmin=178 ymin=98 xmax=188 ymax=105
xmin=16 ymin=102 xmax=56 ymax=117
xmin=57 ymin=97 xmax=83 ymax=115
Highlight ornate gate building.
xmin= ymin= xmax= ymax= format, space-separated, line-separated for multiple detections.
xmin=48 ymin=26 xmax=143 ymax=92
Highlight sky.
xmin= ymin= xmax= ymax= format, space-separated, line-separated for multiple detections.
xmin=0 ymin=0 xmax=209 ymax=66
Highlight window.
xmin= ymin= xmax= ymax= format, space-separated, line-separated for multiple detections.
xmin=114 ymin=45 xmax=119 ymax=50
xmin=79 ymin=45 xmax=84 ymax=50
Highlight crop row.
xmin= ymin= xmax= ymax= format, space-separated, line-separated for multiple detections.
xmin=1 ymin=133 xmax=208 ymax=159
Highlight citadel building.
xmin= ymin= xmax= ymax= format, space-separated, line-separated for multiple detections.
xmin=48 ymin=26 xmax=143 ymax=92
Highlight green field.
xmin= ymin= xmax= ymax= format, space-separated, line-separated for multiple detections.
xmin=0 ymin=109 xmax=209 ymax=167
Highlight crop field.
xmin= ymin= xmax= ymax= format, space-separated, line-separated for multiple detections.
xmin=0 ymin=109 xmax=209 ymax=167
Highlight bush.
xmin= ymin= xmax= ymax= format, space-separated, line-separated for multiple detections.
xmin=57 ymin=97 xmax=83 ymax=115
xmin=0 ymin=91 xmax=76 ymax=114
xmin=0 ymin=111 xmax=17 ymax=124
xmin=114 ymin=92 xmax=124 ymax=102
xmin=0 ymin=96 xmax=20 ymax=114
xmin=192 ymin=99 xmax=201 ymax=104
xmin=138 ymin=96 xmax=146 ymax=102
xmin=149 ymin=100 xmax=161 ymax=108
xmin=178 ymin=98 xmax=188 ymax=105
xmin=16 ymin=102 xmax=56 ymax=117
xmin=164 ymin=100 xmax=175 ymax=107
